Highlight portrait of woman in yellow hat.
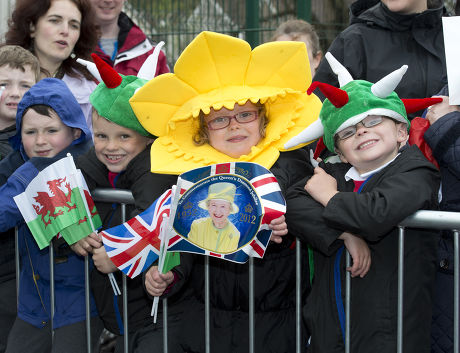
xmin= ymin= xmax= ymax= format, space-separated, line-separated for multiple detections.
xmin=187 ymin=182 xmax=240 ymax=253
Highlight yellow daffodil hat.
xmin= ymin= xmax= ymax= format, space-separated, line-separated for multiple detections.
xmin=129 ymin=31 xmax=322 ymax=175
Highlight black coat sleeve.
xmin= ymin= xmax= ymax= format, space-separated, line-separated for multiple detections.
xmin=285 ymin=177 xmax=343 ymax=256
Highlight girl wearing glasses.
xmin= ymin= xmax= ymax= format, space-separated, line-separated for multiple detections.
xmin=132 ymin=31 xmax=322 ymax=353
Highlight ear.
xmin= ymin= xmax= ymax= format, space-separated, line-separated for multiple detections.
xmin=312 ymin=51 xmax=323 ymax=71
xmin=334 ymin=148 xmax=348 ymax=163
xmin=396 ymin=123 xmax=408 ymax=144
xmin=72 ymin=128 xmax=82 ymax=140
xmin=30 ymin=23 xmax=36 ymax=38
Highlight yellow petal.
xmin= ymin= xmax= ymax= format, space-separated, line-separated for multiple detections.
xmin=130 ymin=73 xmax=198 ymax=136
xmin=174 ymin=31 xmax=252 ymax=94
xmin=246 ymin=41 xmax=311 ymax=91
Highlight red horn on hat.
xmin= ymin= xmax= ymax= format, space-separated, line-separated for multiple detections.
xmin=91 ymin=53 xmax=122 ymax=89
xmin=401 ymin=97 xmax=443 ymax=115
xmin=307 ymin=81 xmax=349 ymax=108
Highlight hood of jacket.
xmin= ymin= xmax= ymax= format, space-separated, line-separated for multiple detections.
xmin=350 ymin=1 xmax=446 ymax=31
xmin=10 ymin=78 xmax=91 ymax=159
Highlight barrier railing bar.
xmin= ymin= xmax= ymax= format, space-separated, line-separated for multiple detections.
xmin=88 ymin=192 xmax=460 ymax=353
xmin=85 ymin=256 xmax=92 ymax=353
xmin=454 ymin=230 xmax=459 ymax=353
xmin=15 ymin=228 xmax=19 ymax=307
xmin=163 ymin=299 xmax=168 ymax=353
xmin=295 ymin=239 xmax=302 ymax=353
xmin=50 ymin=243 xmax=55 ymax=343
xmin=397 ymin=226 xmax=405 ymax=353
xmin=121 ymin=203 xmax=129 ymax=353
xmin=205 ymin=256 xmax=210 ymax=353
xmin=345 ymin=251 xmax=351 ymax=353
xmin=249 ymin=257 xmax=255 ymax=353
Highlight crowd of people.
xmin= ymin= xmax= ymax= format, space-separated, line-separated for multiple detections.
xmin=0 ymin=0 xmax=457 ymax=352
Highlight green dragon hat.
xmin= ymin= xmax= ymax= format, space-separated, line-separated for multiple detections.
xmin=86 ymin=42 xmax=165 ymax=137
xmin=284 ymin=52 xmax=443 ymax=152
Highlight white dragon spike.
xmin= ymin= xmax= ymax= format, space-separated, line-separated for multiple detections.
xmin=371 ymin=65 xmax=408 ymax=98
xmin=283 ymin=119 xmax=324 ymax=149
xmin=137 ymin=41 xmax=165 ymax=80
xmin=76 ymin=58 xmax=103 ymax=82
xmin=325 ymin=52 xmax=353 ymax=87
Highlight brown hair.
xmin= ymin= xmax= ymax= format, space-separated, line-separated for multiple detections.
xmin=193 ymin=102 xmax=268 ymax=146
xmin=271 ymin=19 xmax=321 ymax=57
xmin=0 ymin=45 xmax=41 ymax=82
xmin=5 ymin=0 xmax=99 ymax=81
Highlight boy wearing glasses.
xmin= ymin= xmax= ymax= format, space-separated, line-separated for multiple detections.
xmin=285 ymin=53 xmax=440 ymax=352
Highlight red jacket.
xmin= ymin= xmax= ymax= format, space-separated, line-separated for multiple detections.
xmin=93 ymin=12 xmax=170 ymax=76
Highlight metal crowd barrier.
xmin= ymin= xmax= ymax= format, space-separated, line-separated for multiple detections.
xmin=15 ymin=188 xmax=460 ymax=353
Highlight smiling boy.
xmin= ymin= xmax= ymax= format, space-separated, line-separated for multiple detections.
xmin=0 ymin=45 xmax=40 ymax=160
xmin=285 ymin=54 xmax=441 ymax=352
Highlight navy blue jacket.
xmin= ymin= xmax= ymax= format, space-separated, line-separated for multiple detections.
xmin=0 ymin=78 xmax=95 ymax=329
xmin=424 ymin=85 xmax=460 ymax=353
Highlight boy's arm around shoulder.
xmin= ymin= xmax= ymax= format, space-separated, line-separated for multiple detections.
xmin=285 ymin=175 xmax=344 ymax=256
xmin=323 ymin=147 xmax=440 ymax=242
xmin=271 ymin=149 xmax=315 ymax=194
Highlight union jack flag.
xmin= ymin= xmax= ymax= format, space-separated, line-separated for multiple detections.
xmin=100 ymin=189 xmax=172 ymax=278
xmin=168 ymin=162 xmax=286 ymax=263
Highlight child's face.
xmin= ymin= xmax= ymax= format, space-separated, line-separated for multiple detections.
xmin=208 ymin=199 xmax=231 ymax=229
xmin=30 ymin=0 xmax=81 ymax=71
xmin=335 ymin=115 xmax=408 ymax=174
xmin=92 ymin=114 xmax=152 ymax=173
xmin=381 ymin=0 xmax=427 ymax=14
xmin=21 ymin=108 xmax=80 ymax=158
xmin=89 ymin=0 xmax=125 ymax=25
xmin=0 ymin=64 xmax=36 ymax=127
xmin=204 ymin=101 xmax=262 ymax=158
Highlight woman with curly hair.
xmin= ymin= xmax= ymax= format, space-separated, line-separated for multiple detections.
xmin=4 ymin=0 xmax=100 ymax=130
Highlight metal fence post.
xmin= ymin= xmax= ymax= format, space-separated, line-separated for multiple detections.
xmin=245 ymin=0 xmax=259 ymax=47
xmin=454 ymin=230 xmax=459 ymax=353
xmin=297 ymin=0 xmax=312 ymax=22
xmin=85 ymin=256 xmax=92 ymax=353
xmin=295 ymin=239 xmax=302 ymax=353
xmin=249 ymin=257 xmax=255 ymax=353
xmin=49 ymin=244 xmax=55 ymax=343
xmin=345 ymin=251 xmax=351 ymax=353
xmin=120 ymin=203 xmax=129 ymax=353
xmin=397 ymin=226 xmax=405 ymax=353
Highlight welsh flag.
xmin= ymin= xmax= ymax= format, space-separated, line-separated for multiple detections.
xmin=13 ymin=154 xmax=102 ymax=249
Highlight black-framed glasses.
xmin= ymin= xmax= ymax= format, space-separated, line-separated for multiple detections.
xmin=335 ymin=115 xmax=384 ymax=141
xmin=206 ymin=110 xmax=259 ymax=130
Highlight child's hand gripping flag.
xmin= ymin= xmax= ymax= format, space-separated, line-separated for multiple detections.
xmin=13 ymin=154 xmax=102 ymax=249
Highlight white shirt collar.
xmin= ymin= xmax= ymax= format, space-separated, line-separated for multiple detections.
xmin=344 ymin=153 xmax=400 ymax=181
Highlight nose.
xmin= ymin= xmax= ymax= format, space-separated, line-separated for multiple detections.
xmin=228 ymin=116 xmax=241 ymax=129
xmin=7 ymin=84 xmax=21 ymax=98
xmin=60 ymin=22 xmax=69 ymax=36
xmin=35 ymin=132 xmax=46 ymax=145
xmin=105 ymin=139 xmax=118 ymax=151
xmin=355 ymin=122 xmax=368 ymax=136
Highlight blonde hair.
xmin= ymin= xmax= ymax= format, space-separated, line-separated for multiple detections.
xmin=193 ymin=102 xmax=268 ymax=146
xmin=272 ymin=19 xmax=322 ymax=57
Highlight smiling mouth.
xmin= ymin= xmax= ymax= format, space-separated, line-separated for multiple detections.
xmin=358 ymin=140 xmax=377 ymax=150
xmin=105 ymin=154 xmax=124 ymax=163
